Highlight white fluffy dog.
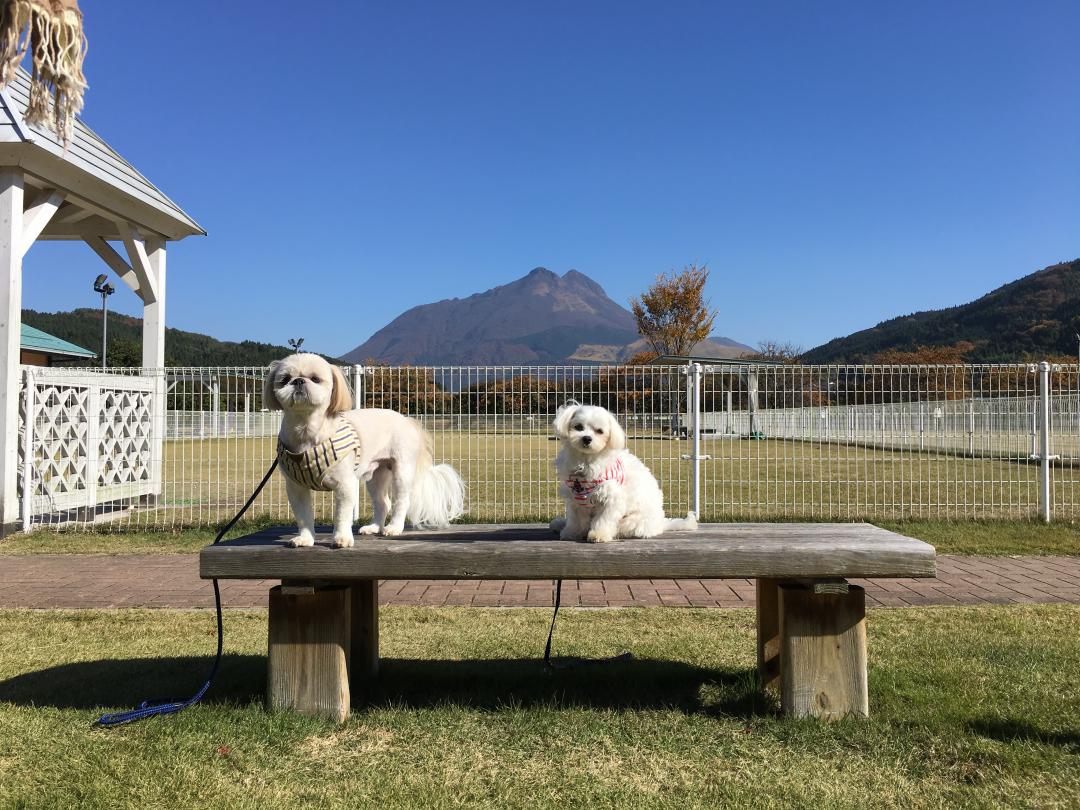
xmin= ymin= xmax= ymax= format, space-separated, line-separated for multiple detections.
xmin=264 ymin=353 xmax=465 ymax=548
xmin=549 ymin=402 xmax=697 ymax=542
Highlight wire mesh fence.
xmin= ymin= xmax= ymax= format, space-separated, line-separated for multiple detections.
xmin=16 ymin=362 xmax=1080 ymax=531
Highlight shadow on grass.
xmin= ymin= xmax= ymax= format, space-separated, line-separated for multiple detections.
xmin=969 ymin=718 xmax=1080 ymax=752
xmin=0 ymin=654 xmax=775 ymax=718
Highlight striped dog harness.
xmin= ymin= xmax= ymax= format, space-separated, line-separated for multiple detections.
xmin=277 ymin=419 xmax=361 ymax=492
xmin=565 ymin=457 xmax=625 ymax=506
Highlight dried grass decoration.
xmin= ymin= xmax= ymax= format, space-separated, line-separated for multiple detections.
xmin=0 ymin=0 xmax=87 ymax=143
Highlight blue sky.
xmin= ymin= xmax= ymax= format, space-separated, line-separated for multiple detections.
xmin=20 ymin=0 xmax=1080 ymax=357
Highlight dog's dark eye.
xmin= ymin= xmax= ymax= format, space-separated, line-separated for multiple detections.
xmin=311 ymin=376 xmax=321 ymax=384
xmin=596 ymin=428 xmax=604 ymax=434
xmin=279 ymin=375 xmax=291 ymax=384
xmin=573 ymin=424 xmax=583 ymax=431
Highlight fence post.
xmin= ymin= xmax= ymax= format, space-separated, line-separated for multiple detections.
xmin=691 ymin=363 xmax=702 ymax=519
xmin=351 ymin=365 xmax=364 ymax=521
xmin=352 ymin=365 xmax=364 ymax=406
xmin=20 ymin=368 xmax=33 ymax=532
xmin=1037 ymin=361 xmax=1054 ymax=523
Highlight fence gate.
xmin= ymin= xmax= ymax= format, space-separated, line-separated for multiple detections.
xmin=19 ymin=368 xmax=160 ymax=529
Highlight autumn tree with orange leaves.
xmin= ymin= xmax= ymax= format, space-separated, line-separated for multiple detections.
xmin=629 ymin=265 xmax=717 ymax=357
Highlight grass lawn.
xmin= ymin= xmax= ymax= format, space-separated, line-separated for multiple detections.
xmin=1 ymin=518 xmax=1077 ymax=556
xmin=26 ymin=432 xmax=1078 ymax=534
xmin=0 ymin=605 xmax=1077 ymax=808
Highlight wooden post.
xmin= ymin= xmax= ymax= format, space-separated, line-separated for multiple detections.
xmin=350 ymin=580 xmax=379 ymax=687
xmin=267 ymin=584 xmax=351 ymax=723
xmin=779 ymin=583 xmax=868 ymax=720
xmin=0 ymin=170 xmax=23 ymax=534
xmin=141 ymin=237 xmax=166 ymax=504
xmin=755 ymin=578 xmax=781 ymax=693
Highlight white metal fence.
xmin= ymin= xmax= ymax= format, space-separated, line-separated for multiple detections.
xmin=16 ymin=362 xmax=1080 ymax=531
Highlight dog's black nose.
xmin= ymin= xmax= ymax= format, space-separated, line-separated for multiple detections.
xmin=291 ymin=378 xmax=305 ymax=388
xmin=581 ymin=435 xmax=592 ymax=445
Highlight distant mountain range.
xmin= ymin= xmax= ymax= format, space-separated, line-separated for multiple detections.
xmin=342 ymin=267 xmax=752 ymax=365
xmin=803 ymin=258 xmax=1080 ymax=363
xmin=22 ymin=308 xmax=301 ymax=367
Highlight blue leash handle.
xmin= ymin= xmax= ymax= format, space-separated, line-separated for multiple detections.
xmin=96 ymin=458 xmax=279 ymax=727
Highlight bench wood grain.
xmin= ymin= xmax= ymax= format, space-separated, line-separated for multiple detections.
xmin=200 ymin=523 xmax=936 ymax=581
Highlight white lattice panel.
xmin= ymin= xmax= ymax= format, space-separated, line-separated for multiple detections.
xmin=20 ymin=371 xmax=158 ymax=517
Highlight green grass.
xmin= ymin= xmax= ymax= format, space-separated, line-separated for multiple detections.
xmin=878 ymin=520 xmax=1080 ymax=556
xmin=40 ymin=432 xmax=1080 ymax=533
xmin=2 ymin=519 xmax=1077 ymax=557
xmin=0 ymin=605 xmax=1077 ymax=808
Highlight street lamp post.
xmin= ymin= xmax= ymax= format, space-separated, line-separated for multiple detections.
xmin=93 ymin=274 xmax=115 ymax=369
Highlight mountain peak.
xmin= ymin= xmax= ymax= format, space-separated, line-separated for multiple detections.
xmin=340 ymin=265 xmax=748 ymax=365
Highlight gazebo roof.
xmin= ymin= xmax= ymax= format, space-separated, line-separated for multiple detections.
xmin=0 ymin=68 xmax=203 ymax=241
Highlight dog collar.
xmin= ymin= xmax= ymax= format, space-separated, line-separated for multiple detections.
xmin=277 ymin=418 xmax=361 ymax=492
xmin=565 ymin=457 xmax=625 ymax=505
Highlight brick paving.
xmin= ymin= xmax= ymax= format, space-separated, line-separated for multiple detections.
xmin=0 ymin=554 xmax=1078 ymax=609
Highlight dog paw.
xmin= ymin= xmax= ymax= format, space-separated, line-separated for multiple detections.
xmin=357 ymin=523 xmax=381 ymax=535
xmin=331 ymin=534 xmax=354 ymax=549
xmin=549 ymin=516 xmax=567 ymax=533
xmin=586 ymin=528 xmax=615 ymax=543
xmin=381 ymin=524 xmax=404 ymax=537
xmin=288 ymin=534 xmax=315 ymax=548
xmin=560 ymin=526 xmax=585 ymax=542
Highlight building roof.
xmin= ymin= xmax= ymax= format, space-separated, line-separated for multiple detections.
xmin=648 ymin=354 xmax=784 ymax=366
xmin=0 ymin=68 xmax=203 ymax=240
xmin=20 ymin=324 xmax=96 ymax=359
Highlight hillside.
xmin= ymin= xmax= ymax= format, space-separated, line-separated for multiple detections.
xmin=22 ymin=308 xmax=300 ymax=367
xmin=802 ymin=259 xmax=1080 ymax=363
xmin=342 ymin=267 xmax=752 ymax=365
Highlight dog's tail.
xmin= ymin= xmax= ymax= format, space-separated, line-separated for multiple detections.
xmin=665 ymin=511 xmax=698 ymax=532
xmin=408 ymin=463 xmax=466 ymax=528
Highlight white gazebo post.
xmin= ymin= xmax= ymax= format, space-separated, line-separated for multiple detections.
xmin=0 ymin=71 xmax=203 ymax=534
xmin=0 ymin=171 xmax=24 ymax=528
xmin=141 ymin=236 xmax=166 ymax=499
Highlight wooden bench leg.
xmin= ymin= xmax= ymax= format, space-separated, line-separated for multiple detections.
xmin=350 ymin=580 xmax=379 ymax=687
xmin=267 ymin=584 xmax=351 ymax=724
xmin=755 ymin=578 xmax=781 ymax=693
xmin=779 ymin=583 xmax=868 ymax=721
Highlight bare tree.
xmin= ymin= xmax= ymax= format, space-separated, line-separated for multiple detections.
xmin=629 ymin=265 xmax=717 ymax=357
xmin=749 ymin=340 xmax=803 ymax=364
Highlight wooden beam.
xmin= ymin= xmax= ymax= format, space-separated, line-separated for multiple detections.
xmin=20 ymin=188 xmax=65 ymax=256
xmin=118 ymin=222 xmax=157 ymax=304
xmin=41 ymin=217 xmax=124 ymax=240
xmin=0 ymin=170 xmax=22 ymax=531
xmin=201 ymin=524 xmax=938 ymax=582
xmin=267 ymin=584 xmax=351 ymax=723
xmin=756 ymin=578 xmax=781 ymax=693
xmin=83 ymin=236 xmax=141 ymax=296
xmin=50 ymin=203 xmax=96 ymax=226
xmin=779 ymin=584 xmax=868 ymax=720
xmin=350 ymin=581 xmax=379 ymax=683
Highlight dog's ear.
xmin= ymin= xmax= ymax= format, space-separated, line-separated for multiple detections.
xmin=262 ymin=360 xmax=283 ymax=411
xmin=328 ymin=365 xmax=353 ymax=415
xmin=606 ymin=410 xmax=627 ymax=450
xmin=552 ymin=402 xmax=579 ymax=438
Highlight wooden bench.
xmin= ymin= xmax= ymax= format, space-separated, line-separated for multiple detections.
xmin=200 ymin=523 xmax=936 ymax=723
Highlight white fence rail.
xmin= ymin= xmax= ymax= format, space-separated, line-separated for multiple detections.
xmin=16 ymin=362 xmax=1080 ymax=531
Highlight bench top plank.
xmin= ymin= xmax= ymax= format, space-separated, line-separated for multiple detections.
xmin=200 ymin=523 xmax=935 ymax=581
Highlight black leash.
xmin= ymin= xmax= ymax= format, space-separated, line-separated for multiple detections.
xmin=95 ymin=458 xmax=280 ymax=727
xmin=543 ymin=579 xmax=563 ymax=666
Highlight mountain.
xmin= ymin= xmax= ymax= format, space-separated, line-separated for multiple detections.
xmin=22 ymin=308 xmax=303 ymax=367
xmin=341 ymin=267 xmax=753 ymax=365
xmin=802 ymin=259 xmax=1080 ymax=363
